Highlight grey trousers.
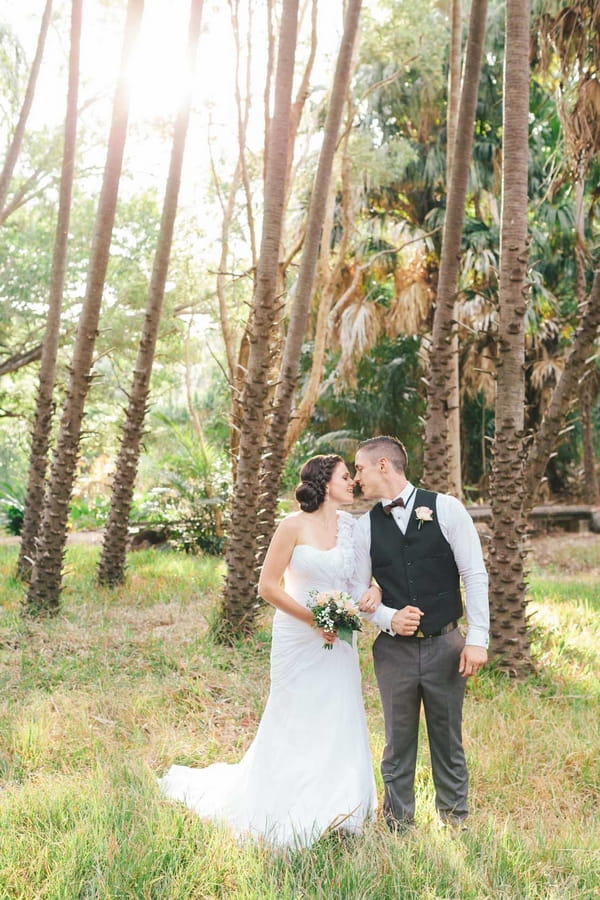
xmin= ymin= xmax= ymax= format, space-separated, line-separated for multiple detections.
xmin=372 ymin=627 xmax=468 ymax=825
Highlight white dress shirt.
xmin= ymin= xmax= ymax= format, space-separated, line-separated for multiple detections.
xmin=353 ymin=482 xmax=489 ymax=648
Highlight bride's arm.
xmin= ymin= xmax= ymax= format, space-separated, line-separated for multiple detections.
xmin=257 ymin=517 xmax=315 ymax=627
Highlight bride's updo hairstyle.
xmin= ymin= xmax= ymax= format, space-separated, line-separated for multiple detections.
xmin=295 ymin=454 xmax=343 ymax=513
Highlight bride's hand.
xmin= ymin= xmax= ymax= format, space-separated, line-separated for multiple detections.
xmin=359 ymin=584 xmax=382 ymax=613
xmin=320 ymin=629 xmax=336 ymax=645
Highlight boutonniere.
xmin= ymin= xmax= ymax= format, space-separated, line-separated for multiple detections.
xmin=415 ymin=506 xmax=434 ymax=529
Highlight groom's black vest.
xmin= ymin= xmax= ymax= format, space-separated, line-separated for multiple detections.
xmin=369 ymin=489 xmax=462 ymax=634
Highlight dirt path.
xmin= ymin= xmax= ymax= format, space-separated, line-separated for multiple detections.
xmin=1 ymin=528 xmax=597 ymax=566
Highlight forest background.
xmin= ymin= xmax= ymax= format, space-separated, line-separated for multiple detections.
xmin=0 ymin=0 xmax=598 ymax=676
xmin=0 ymin=1 xmax=599 ymax=895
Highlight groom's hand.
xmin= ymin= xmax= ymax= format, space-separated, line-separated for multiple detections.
xmin=391 ymin=606 xmax=424 ymax=636
xmin=459 ymin=644 xmax=487 ymax=677
xmin=358 ymin=584 xmax=382 ymax=613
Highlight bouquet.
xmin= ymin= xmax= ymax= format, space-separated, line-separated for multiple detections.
xmin=307 ymin=590 xmax=362 ymax=650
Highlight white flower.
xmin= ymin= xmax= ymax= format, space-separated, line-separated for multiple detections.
xmin=415 ymin=506 xmax=434 ymax=529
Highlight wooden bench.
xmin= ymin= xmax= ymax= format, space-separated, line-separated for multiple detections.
xmin=466 ymin=504 xmax=600 ymax=533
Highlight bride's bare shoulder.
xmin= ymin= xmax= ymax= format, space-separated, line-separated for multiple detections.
xmin=275 ymin=511 xmax=303 ymax=534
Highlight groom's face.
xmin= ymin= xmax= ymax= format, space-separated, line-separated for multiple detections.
xmin=353 ymin=449 xmax=385 ymax=499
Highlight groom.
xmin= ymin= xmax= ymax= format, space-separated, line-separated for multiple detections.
xmin=354 ymin=435 xmax=489 ymax=830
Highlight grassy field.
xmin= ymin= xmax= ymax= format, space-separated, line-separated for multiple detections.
xmin=0 ymin=534 xmax=598 ymax=899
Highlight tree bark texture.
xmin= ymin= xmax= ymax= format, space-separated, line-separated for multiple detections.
xmin=488 ymin=0 xmax=532 ymax=676
xmin=579 ymin=373 xmax=599 ymax=504
xmin=282 ymin=140 xmax=348 ymax=454
xmin=524 ymin=270 xmax=600 ymax=500
xmin=24 ymin=0 xmax=143 ymax=616
xmin=221 ymin=0 xmax=299 ymax=636
xmin=446 ymin=0 xmax=463 ymax=499
xmin=423 ymin=0 xmax=488 ymax=491
xmin=97 ymin=0 xmax=203 ymax=587
xmin=0 ymin=0 xmax=53 ymax=218
xmin=17 ymin=0 xmax=82 ymax=582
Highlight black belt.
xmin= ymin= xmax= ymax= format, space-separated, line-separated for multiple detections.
xmin=410 ymin=621 xmax=458 ymax=639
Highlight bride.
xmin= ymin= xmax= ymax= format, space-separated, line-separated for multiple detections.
xmin=159 ymin=454 xmax=379 ymax=849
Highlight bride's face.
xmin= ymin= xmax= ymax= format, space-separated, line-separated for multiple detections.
xmin=327 ymin=462 xmax=355 ymax=505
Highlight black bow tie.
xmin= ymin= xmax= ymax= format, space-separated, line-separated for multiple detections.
xmin=383 ymin=497 xmax=405 ymax=515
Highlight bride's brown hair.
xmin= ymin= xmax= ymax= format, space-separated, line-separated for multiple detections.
xmin=295 ymin=454 xmax=343 ymax=513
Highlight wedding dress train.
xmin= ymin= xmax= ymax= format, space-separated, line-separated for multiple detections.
xmin=159 ymin=511 xmax=376 ymax=849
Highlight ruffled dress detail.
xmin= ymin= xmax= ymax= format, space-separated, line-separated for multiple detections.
xmin=158 ymin=511 xmax=376 ymax=849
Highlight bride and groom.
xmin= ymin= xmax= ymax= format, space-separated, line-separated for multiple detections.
xmin=159 ymin=436 xmax=489 ymax=849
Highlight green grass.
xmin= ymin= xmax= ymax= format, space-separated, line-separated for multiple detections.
xmin=0 ymin=538 xmax=599 ymax=899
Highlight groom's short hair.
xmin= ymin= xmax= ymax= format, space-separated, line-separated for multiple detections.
xmin=357 ymin=436 xmax=408 ymax=474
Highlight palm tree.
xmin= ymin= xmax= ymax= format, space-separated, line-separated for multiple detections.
xmin=579 ymin=368 xmax=599 ymax=503
xmin=525 ymin=270 xmax=600 ymax=501
xmin=488 ymin=0 xmax=532 ymax=676
xmin=256 ymin=0 xmax=364 ymax=571
xmin=524 ymin=0 xmax=600 ymax=501
xmin=17 ymin=0 xmax=82 ymax=582
xmin=423 ymin=0 xmax=488 ymax=492
xmin=446 ymin=0 xmax=463 ymax=499
xmin=220 ymin=0 xmax=299 ymax=636
xmin=24 ymin=0 xmax=144 ymax=616
xmin=97 ymin=0 xmax=204 ymax=587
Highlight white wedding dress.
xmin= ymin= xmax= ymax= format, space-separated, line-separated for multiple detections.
xmin=159 ymin=511 xmax=376 ymax=849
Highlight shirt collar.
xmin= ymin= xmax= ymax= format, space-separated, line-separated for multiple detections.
xmin=380 ymin=482 xmax=415 ymax=507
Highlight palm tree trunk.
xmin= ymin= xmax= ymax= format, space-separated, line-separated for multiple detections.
xmin=24 ymin=0 xmax=144 ymax=616
xmin=254 ymin=0 xmax=363 ymax=571
xmin=423 ymin=0 xmax=488 ymax=491
xmin=97 ymin=0 xmax=203 ymax=587
xmin=525 ymin=270 xmax=600 ymax=500
xmin=17 ymin=0 xmax=82 ymax=582
xmin=446 ymin=0 xmax=462 ymax=183
xmin=282 ymin=140 xmax=347 ymax=454
xmin=446 ymin=0 xmax=463 ymax=499
xmin=488 ymin=0 xmax=532 ymax=676
xmin=220 ymin=0 xmax=299 ymax=637
xmin=230 ymin=0 xmax=258 ymax=270
xmin=0 ymin=0 xmax=53 ymax=218
xmin=580 ymin=373 xmax=599 ymax=504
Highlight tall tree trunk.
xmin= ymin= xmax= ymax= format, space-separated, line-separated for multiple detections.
xmin=215 ymin=157 xmax=242 ymax=384
xmin=220 ymin=0 xmax=299 ymax=636
xmin=17 ymin=0 xmax=82 ymax=582
xmin=255 ymin=0 xmax=363 ymax=570
xmin=423 ymin=0 xmax=488 ymax=491
xmin=224 ymin=0 xmax=319 ymax=478
xmin=580 ymin=372 xmax=599 ymax=504
xmin=97 ymin=0 xmax=203 ymax=587
xmin=0 ymin=0 xmax=53 ymax=218
xmin=446 ymin=0 xmax=463 ymax=499
xmin=24 ymin=0 xmax=144 ymax=617
xmin=446 ymin=0 xmax=462 ymax=183
xmin=524 ymin=270 xmax=600 ymax=500
xmin=230 ymin=0 xmax=258 ymax=270
xmin=282 ymin=124 xmax=350 ymax=454
xmin=488 ymin=0 xmax=532 ymax=676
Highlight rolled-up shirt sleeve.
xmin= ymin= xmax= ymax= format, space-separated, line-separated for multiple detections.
xmin=352 ymin=511 xmax=396 ymax=634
